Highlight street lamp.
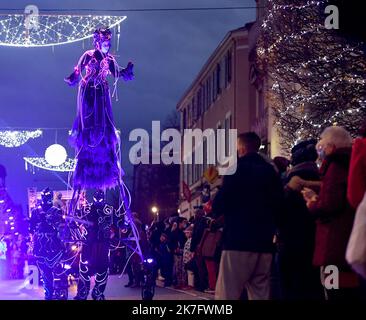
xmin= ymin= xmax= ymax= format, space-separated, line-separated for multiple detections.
xmin=151 ymin=206 xmax=159 ymax=221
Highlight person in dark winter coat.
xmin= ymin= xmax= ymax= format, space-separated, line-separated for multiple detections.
xmin=169 ymin=218 xmax=188 ymax=288
xmin=213 ymin=132 xmax=284 ymax=300
xmin=189 ymin=209 xmax=209 ymax=291
xmin=156 ymin=233 xmax=173 ymax=287
xmin=190 ymin=209 xmax=209 ymax=254
xmin=273 ymin=156 xmax=290 ymax=185
xmin=302 ymin=126 xmax=360 ymax=300
xmin=278 ymin=139 xmax=324 ymax=300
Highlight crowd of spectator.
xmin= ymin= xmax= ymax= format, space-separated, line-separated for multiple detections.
xmin=3 ymin=123 xmax=366 ymax=302
xmin=140 ymin=124 xmax=366 ymax=300
xmin=0 ymin=233 xmax=29 ymax=280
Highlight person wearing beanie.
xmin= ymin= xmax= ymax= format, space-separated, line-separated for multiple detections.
xmin=278 ymin=139 xmax=323 ymax=300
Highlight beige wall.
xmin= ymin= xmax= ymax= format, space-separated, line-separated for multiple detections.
xmin=177 ymin=27 xmax=256 ymax=218
xmin=234 ymin=38 xmax=251 ymax=134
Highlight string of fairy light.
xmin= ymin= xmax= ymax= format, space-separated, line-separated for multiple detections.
xmin=261 ymin=0 xmax=324 ymax=29
xmin=0 ymin=14 xmax=125 ymax=47
xmin=0 ymin=127 xmax=121 ymax=172
xmin=0 ymin=129 xmax=42 ymax=147
xmin=24 ymin=157 xmax=76 ymax=172
xmin=0 ymin=5 xmax=259 ymax=47
xmin=0 ymin=128 xmax=75 ymax=172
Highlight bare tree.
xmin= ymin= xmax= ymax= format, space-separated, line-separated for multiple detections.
xmin=256 ymin=0 xmax=366 ymax=150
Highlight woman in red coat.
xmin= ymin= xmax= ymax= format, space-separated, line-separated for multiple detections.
xmin=347 ymin=123 xmax=366 ymax=210
xmin=302 ymin=126 xmax=360 ymax=300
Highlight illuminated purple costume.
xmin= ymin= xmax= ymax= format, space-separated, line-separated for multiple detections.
xmin=65 ymin=28 xmax=133 ymax=190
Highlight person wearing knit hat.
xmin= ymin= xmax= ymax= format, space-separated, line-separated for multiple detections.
xmin=290 ymin=139 xmax=318 ymax=166
xmin=278 ymin=139 xmax=323 ymax=300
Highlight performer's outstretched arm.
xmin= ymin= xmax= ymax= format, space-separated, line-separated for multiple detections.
xmin=109 ymin=58 xmax=134 ymax=81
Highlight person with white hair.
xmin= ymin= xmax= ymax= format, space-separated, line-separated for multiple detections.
xmin=315 ymin=126 xmax=353 ymax=161
xmin=302 ymin=126 xmax=361 ymax=300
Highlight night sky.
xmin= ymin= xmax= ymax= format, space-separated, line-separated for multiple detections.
xmin=0 ymin=0 xmax=254 ymax=210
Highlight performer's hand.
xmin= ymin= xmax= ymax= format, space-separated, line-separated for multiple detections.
xmin=64 ymin=76 xmax=75 ymax=86
xmin=64 ymin=74 xmax=79 ymax=86
xmin=122 ymin=61 xmax=134 ymax=81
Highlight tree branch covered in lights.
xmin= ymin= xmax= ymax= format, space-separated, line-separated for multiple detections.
xmin=256 ymin=0 xmax=366 ymax=150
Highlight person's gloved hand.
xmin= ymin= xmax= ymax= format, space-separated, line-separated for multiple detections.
xmin=121 ymin=61 xmax=134 ymax=81
xmin=64 ymin=74 xmax=79 ymax=86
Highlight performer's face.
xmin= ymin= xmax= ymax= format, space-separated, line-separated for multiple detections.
xmin=93 ymin=191 xmax=105 ymax=205
xmin=101 ymin=40 xmax=111 ymax=53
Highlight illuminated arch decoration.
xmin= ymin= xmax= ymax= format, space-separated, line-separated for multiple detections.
xmin=24 ymin=157 xmax=76 ymax=172
xmin=0 ymin=130 xmax=43 ymax=147
xmin=0 ymin=14 xmax=126 ymax=47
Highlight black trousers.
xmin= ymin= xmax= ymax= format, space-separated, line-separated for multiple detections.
xmin=37 ymin=261 xmax=54 ymax=299
xmin=279 ymin=250 xmax=323 ymax=300
xmin=76 ymin=241 xmax=110 ymax=300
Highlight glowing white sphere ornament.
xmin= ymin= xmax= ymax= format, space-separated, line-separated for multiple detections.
xmin=45 ymin=144 xmax=67 ymax=166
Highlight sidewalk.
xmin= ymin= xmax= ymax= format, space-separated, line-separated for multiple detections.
xmin=155 ymin=278 xmax=214 ymax=300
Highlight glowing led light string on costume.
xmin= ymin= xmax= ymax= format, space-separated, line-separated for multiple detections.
xmin=0 ymin=14 xmax=126 ymax=47
xmin=0 ymin=129 xmax=42 ymax=147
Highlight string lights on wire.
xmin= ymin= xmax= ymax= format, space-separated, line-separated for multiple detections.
xmin=0 ymin=14 xmax=126 ymax=47
xmin=0 ymin=129 xmax=42 ymax=147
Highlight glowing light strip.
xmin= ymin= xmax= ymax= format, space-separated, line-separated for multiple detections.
xmin=24 ymin=157 xmax=76 ymax=172
xmin=0 ymin=129 xmax=42 ymax=147
xmin=0 ymin=15 xmax=126 ymax=47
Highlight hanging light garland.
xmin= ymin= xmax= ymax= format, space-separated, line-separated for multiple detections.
xmin=0 ymin=129 xmax=42 ymax=147
xmin=24 ymin=157 xmax=76 ymax=172
xmin=0 ymin=14 xmax=126 ymax=47
xmin=1 ymin=128 xmax=78 ymax=173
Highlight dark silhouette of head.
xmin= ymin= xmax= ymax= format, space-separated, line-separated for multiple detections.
xmin=273 ymin=156 xmax=290 ymax=174
xmin=291 ymin=139 xmax=318 ymax=166
xmin=41 ymin=187 xmax=53 ymax=209
xmin=237 ymin=132 xmax=261 ymax=157
xmin=93 ymin=189 xmax=105 ymax=206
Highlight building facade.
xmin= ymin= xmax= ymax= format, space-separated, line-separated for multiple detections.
xmin=176 ymin=24 xmax=258 ymax=219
